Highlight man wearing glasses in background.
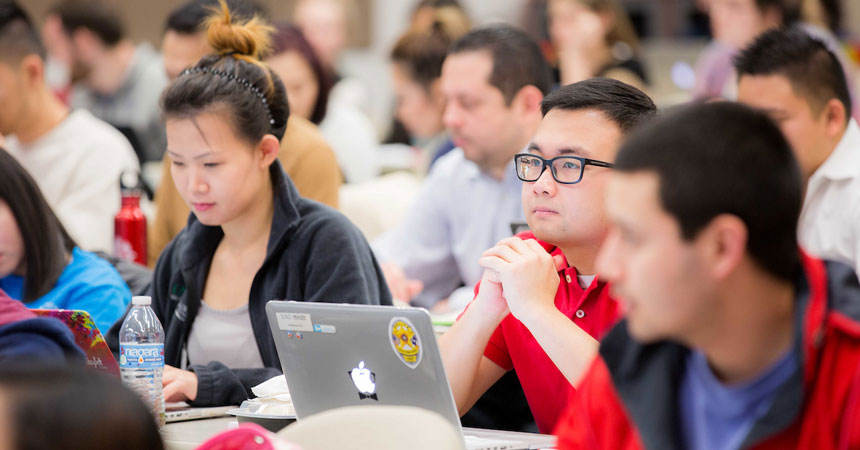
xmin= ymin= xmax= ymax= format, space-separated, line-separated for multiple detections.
xmin=439 ymin=78 xmax=656 ymax=434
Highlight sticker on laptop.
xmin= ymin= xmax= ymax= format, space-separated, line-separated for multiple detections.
xmin=275 ymin=312 xmax=313 ymax=332
xmin=389 ymin=317 xmax=422 ymax=369
xmin=349 ymin=360 xmax=378 ymax=400
xmin=313 ymin=324 xmax=336 ymax=334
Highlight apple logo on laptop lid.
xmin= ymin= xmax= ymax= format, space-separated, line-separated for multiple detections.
xmin=349 ymin=361 xmax=378 ymax=400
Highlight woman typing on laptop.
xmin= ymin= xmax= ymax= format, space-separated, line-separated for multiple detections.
xmin=106 ymin=1 xmax=391 ymax=408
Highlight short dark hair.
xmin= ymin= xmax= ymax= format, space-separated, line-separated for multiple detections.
xmin=0 ymin=365 xmax=165 ymax=450
xmin=0 ymin=148 xmax=76 ymax=302
xmin=164 ymin=0 xmax=265 ymax=35
xmin=734 ymin=27 xmax=851 ymax=117
xmin=0 ymin=1 xmax=45 ymax=61
xmin=616 ymin=101 xmax=802 ymax=282
xmin=52 ymin=0 xmax=124 ymax=46
xmin=540 ymin=78 xmax=656 ymax=135
xmin=449 ymin=24 xmax=553 ymax=104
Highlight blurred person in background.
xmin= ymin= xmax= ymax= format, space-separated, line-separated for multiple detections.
xmin=38 ymin=12 xmax=72 ymax=103
xmin=337 ymin=3 xmax=471 ymax=242
xmin=547 ymin=0 xmax=648 ymax=90
xmin=390 ymin=5 xmax=470 ymax=173
xmin=736 ymin=29 xmax=860 ymax=276
xmin=0 ymin=1 xmax=138 ymax=253
xmin=372 ymin=24 xmax=551 ymax=313
xmin=689 ymin=0 xmax=855 ymax=111
xmin=292 ymin=0 xmax=350 ymax=77
xmin=0 ymin=365 xmax=165 ymax=450
xmin=411 ymin=0 xmax=470 ymax=31
xmin=267 ymin=24 xmax=379 ymax=183
xmin=385 ymin=0 xmax=470 ymax=147
xmin=48 ymin=0 xmax=167 ymax=164
xmin=692 ymin=0 xmax=792 ymax=100
xmin=292 ymin=0 xmax=371 ymax=118
xmin=150 ymin=0 xmax=342 ymax=266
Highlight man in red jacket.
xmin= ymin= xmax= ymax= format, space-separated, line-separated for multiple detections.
xmin=555 ymin=101 xmax=860 ymax=449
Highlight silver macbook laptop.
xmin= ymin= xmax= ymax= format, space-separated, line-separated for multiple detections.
xmin=265 ymin=301 xmax=557 ymax=450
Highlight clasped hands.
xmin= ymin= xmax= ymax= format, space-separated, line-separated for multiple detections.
xmin=476 ymin=237 xmax=566 ymax=326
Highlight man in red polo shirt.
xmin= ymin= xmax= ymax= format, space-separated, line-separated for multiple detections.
xmin=439 ymin=78 xmax=657 ymax=434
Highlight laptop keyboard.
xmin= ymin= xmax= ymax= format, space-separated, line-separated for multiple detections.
xmin=464 ymin=435 xmax=527 ymax=450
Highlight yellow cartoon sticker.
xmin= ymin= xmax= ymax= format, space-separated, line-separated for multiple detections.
xmin=389 ymin=317 xmax=422 ymax=369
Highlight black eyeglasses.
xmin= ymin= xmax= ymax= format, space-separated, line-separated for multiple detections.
xmin=514 ymin=153 xmax=614 ymax=184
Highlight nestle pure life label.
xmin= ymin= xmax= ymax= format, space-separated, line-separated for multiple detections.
xmin=119 ymin=343 xmax=165 ymax=369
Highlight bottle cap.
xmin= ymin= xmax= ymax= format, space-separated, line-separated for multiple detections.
xmin=121 ymin=171 xmax=140 ymax=189
xmin=132 ymin=296 xmax=152 ymax=306
xmin=120 ymin=171 xmax=143 ymax=197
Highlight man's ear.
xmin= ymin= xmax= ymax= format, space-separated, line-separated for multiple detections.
xmin=696 ymin=214 xmax=748 ymax=281
xmin=513 ymin=85 xmax=545 ymax=117
xmin=822 ymin=97 xmax=848 ymax=138
xmin=19 ymin=54 xmax=45 ymax=87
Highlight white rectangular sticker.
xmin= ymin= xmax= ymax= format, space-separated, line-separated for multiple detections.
xmin=275 ymin=312 xmax=314 ymax=332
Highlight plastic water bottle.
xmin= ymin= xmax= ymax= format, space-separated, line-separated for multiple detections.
xmin=119 ymin=296 xmax=166 ymax=428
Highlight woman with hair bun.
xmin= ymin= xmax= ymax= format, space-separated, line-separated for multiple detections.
xmin=390 ymin=5 xmax=470 ymax=172
xmin=108 ymin=1 xmax=391 ymax=407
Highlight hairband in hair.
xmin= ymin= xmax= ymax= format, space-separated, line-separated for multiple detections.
xmin=179 ymin=66 xmax=276 ymax=126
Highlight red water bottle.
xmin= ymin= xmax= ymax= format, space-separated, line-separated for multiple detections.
xmin=115 ymin=172 xmax=147 ymax=265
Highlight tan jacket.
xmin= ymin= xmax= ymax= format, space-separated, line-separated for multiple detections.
xmin=148 ymin=116 xmax=342 ymax=266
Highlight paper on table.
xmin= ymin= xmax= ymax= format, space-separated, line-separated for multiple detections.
xmin=244 ymin=375 xmax=295 ymax=416
xmin=252 ymin=375 xmax=291 ymax=399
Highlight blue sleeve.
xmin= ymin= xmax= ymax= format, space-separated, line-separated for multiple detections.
xmin=47 ymin=251 xmax=133 ymax=334
xmin=81 ymin=285 xmax=131 ymax=335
